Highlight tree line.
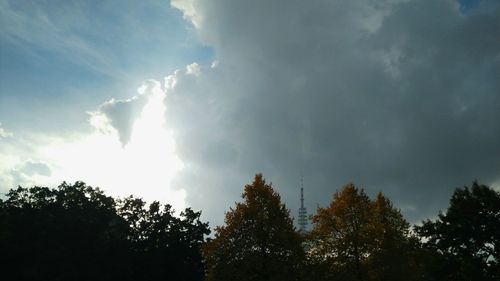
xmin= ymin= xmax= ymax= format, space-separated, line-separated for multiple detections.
xmin=1 ymin=174 xmax=499 ymax=281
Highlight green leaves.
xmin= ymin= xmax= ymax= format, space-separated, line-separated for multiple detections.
xmin=415 ymin=181 xmax=500 ymax=281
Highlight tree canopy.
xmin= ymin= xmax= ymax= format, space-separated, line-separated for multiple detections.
xmin=309 ymin=183 xmax=423 ymax=281
xmin=203 ymin=174 xmax=305 ymax=281
xmin=415 ymin=181 xmax=500 ymax=281
xmin=0 ymin=182 xmax=209 ymax=281
xmin=1 ymin=177 xmax=499 ymax=281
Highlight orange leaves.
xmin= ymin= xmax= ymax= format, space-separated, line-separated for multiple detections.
xmin=203 ymin=174 xmax=305 ymax=281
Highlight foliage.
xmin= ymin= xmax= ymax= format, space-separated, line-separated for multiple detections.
xmin=117 ymin=196 xmax=210 ymax=281
xmin=1 ymin=177 xmax=499 ymax=281
xmin=366 ymin=193 xmax=426 ymax=281
xmin=0 ymin=182 xmax=209 ymax=281
xmin=415 ymin=181 xmax=500 ymax=281
xmin=203 ymin=174 xmax=305 ymax=281
xmin=309 ymin=183 xmax=373 ymax=281
xmin=309 ymin=183 xmax=422 ymax=281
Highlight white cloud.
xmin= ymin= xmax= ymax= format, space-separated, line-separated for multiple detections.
xmin=171 ymin=0 xmax=202 ymax=28
xmin=186 ymin=62 xmax=201 ymax=76
xmin=89 ymin=80 xmax=160 ymax=146
xmin=0 ymin=80 xmax=186 ymax=211
xmin=0 ymin=122 xmax=12 ymax=138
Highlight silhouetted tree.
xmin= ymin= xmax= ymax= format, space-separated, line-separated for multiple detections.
xmin=5 ymin=177 xmax=497 ymax=281
xmin=117 ymin=196 xmax=210 ymax=281
xmin=203 ymin=174 xmax=305 ymax=281
xmin=415 ymin=181 xmax=500 ymax=281
xmin=0 ymin=182 xmax=209 ymax=281
xmin=0 ymin=182 xmax=129 ymax=281
xmin=366 ymin=193 xmax=425 ymax=281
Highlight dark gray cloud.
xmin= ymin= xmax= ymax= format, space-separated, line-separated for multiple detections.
xmin=166 ymin=0 xmax=500 ymax=227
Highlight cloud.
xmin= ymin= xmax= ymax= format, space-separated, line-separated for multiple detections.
xmin=0 ymin=80 xmax=186 ymax=211
xmin=18 ymin=161 xmax=52 ymax=177
xmin=1 ymin=0 xmax=498 ymax=230
xmin=0 ymin=133 xmax=55 ymax=190
xmin=0 ymin=122 xmax=12 ymax=138
xmin=6 ymin=161 xmax=53 ymax=189
xmin=0 ymin=0 xmax=123 ymax=79
xmin=171 ymin=0 xmax=202 ymax=28
xmin=166 ymin=0 xmax=500 ymax=225
xmin=186 ymin=62 xmax=201 ymax=76
xmin=90 ymin=80 xmax=160 ymax=146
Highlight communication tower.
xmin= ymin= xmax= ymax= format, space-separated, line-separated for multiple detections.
xmin=298 ymin=176 xmax=308 ymax=233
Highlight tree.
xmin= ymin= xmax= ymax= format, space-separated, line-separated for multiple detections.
xmin=117 ymin=197 xmax=210 ymax=281
xmin=309 ymin=183 xmax=373 ymax=281
xmin=0 ymin=182 xmax=129 ymax=281
xmin=309 ymin=184 xmax=421 ymax=281
xmin=203 ymin=174 xmax=305 ymax=281
xmin=0 ymin=182 xmax=210 ymax=281
xmin=415 ymin=181 xmax=500 ymax=281
xmin=366 ymin=193 xmax=424 ymax=281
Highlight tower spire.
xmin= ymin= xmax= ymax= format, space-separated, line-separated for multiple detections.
xmin=298 ymin=175 xmax=308 ymax=233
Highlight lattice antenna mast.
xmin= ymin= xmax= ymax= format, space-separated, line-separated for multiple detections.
xmin=298 ymin=175 xmax=308 ymax=233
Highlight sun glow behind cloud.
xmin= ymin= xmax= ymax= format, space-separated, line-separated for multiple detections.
xmin=20 ymin=80 xmax=186 ymax=210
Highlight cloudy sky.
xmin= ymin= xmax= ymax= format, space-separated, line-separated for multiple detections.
xmin=1 ymin=0 xmax=499 ymax=227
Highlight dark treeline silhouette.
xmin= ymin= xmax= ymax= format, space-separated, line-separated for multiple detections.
xmin=1 ymin=175 xmax=499 ymax=281
xmin=0 ymin=182 xmax=209 ymax=281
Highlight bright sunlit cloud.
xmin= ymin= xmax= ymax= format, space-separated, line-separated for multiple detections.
xmin=1 ymin=80 xmax=186 ymax=211
xmin=0 ymin=122 xmax=13 ymax=138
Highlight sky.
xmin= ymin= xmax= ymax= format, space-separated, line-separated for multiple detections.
xmin=0 ymin=0 xmax=499 ymax=228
